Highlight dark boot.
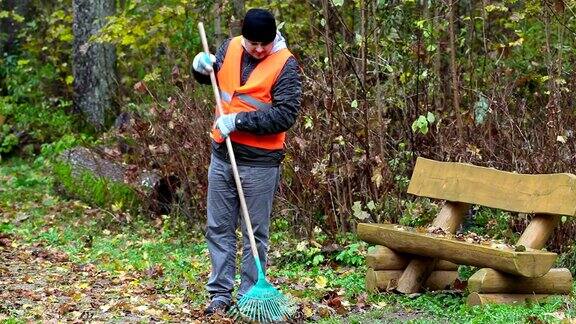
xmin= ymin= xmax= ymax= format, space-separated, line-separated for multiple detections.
xmin=204 ymin=299 xmax=230 ymax=315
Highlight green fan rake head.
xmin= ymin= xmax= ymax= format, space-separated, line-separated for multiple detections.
xmin=229 ymin=263 xmax=296 ymax=323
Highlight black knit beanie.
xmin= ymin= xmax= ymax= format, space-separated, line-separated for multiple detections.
xmin=242 ymin=8 xmax=276 ymax=44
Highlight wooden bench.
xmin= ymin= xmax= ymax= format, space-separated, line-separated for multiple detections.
xmin=358 ymin=157 xmax=575 ymax=305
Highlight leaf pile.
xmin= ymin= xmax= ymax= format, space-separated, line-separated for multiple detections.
xmin=0 ymin=236 xmax=231 ymax=323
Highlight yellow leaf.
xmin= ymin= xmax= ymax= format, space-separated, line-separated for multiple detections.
xmin=12 ymin=13 xmax=24 ymax=23
xmin=303 ymin=305 xmax=314 ymax=318
xmin=371 ymin=168 xmax=383 ymax=188
xmin=112 ymin=201 xmax=123 ymax=212
xmin=190 ymin=260 xmax=201 ymax=269
xmin=133 ymin=25 xmax=146 ymax=37
xmin=121 ymin=34 xmax=136 ymax=45
xmin=77 ymin=282 xmax=90 ymax=290
xmin=59 ymin=32 xmax=73 ymax=43
xmin=65 ymin=75 xmax=74 ymax=85
xmin=508 ymin=37 xmax=524 ymax=47
xmin=315 ymin=276 xmax=328 ymax=289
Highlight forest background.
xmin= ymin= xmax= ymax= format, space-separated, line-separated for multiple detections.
xmin=2 ymin=0 xmax=576 ymax=322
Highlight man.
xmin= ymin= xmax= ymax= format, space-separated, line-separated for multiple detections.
xmin=191 ymin=8 xmax=302 ymax=315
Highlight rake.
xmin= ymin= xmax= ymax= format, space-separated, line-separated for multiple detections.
xmin=198 ymin=22 xmax=296 ymax=323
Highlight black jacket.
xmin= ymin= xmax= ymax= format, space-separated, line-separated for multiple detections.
xmin=193 ymin=38 xmax=302 ymax=167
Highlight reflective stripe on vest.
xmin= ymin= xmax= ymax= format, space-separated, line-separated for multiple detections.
xmin=237 ymin=94 xmax=272 ymax=111
xmin=220 ymin=91 xmax=232 ymax=103
xmin=211 ymin=36 xmax=293 ymax=150
xmin=220 ymin=91 xmax=272 ymax=111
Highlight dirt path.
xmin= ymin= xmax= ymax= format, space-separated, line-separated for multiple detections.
xmin=0 ymin=233 xmax=232 ymax=323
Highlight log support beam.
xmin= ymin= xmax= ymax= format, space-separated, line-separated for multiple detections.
xmin=366 ymin=269 xmax=458 ymax=293
xmin=396 ymin=201 xmax=469 ymax=293
xmin=467 ymin=293 xmax=557 ymax=306
xmin=367 ymin=245 xmax=458 ymax=271
xmin=468 ymin=268 xmax=572 ymax=295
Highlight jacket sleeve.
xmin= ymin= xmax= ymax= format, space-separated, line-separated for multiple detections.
xmin=235 ymin=57 xmax=302 ymax=134
xmin=191 ymin=38 xmax=231 ymax=85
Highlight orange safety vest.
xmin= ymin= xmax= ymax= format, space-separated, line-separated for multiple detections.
xmin=211 ymin=36 xmax=293 ymax=150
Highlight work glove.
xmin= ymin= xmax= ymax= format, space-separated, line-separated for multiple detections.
xmin=192 ymin=52 xmax=216 ymax=75
xmin=215 ymin=113 xmax=238 ymax=138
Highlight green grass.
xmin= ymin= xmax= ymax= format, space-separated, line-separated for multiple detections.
xmin=0 ymin=158 xmax=211 ymax=306
xmin=0 ymin=318 xmax=23 ymax=324
xmin=315 ymin=293 xmax=569 ymax=323
xmin=1 ymin=157 xmax=575 ymax=323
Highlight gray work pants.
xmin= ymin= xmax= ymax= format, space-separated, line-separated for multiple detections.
xmin=205 ymin=154 xmax=280 ymax=306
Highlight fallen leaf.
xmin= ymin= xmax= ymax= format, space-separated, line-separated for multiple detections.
xmin=58 ymin=302 xmax=77 ymax=315
xmin=134 ymin=81 xmax=148 ymax=94
xmin=302 ymin=305 xmax=314 ymax=318
xmin=315 ymin=276 xmax=328 ymax=289
xmin=76 ymin=282 xmax=90 ymax=290
xmin=356 ymin=292 xmax=368 ymax=309
xmin=316 ymin=304 xmax=335 ymax=318
xmin=0 ymin=237 xmax=11 ymax=247
xmin=100 ymin=301 xmax=116 ymax=312
xmin=145 ymin=264 xmax=164 ymax=279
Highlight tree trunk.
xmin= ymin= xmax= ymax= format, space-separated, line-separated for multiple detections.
xmin=213 ymin=1 xmax=223 ymax=47
xmin=72 ymin=0 xmax=117 ymax=130
xmin=448 ymin=0 xmax=463 ymax=141
xmin=229 ymin=0 xmax=245 ymax=37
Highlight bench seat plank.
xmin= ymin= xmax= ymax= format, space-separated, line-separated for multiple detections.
xmin=407 ymin=157 xmax=576 ymax=216
xmin=358 ymin=223 xmax=557 ymax=277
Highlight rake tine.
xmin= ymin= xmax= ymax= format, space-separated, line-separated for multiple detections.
xmin=266 ymin=301 xmax=277 ymax=321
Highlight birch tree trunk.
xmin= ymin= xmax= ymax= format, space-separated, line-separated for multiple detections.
xmin=72 ymin=0 xmax=116 ymax=130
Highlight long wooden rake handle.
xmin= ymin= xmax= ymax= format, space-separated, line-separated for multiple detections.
xmin=198 ymin=22 xmax=261 ymax=266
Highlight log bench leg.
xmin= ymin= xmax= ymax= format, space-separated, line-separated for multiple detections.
xmin=396 ymin=201 xmax=469 ymax=293
xmin=517 ymin=214 xmax=561 ymax=249
xmin=467 ymin=214 xmax=564 ymax=305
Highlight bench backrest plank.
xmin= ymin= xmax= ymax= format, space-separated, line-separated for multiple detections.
xmin=407 ymin=157 xmax=576 ymax=216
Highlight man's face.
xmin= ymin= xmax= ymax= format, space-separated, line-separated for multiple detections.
xmin=243 ymin=38 xmax=274 ymax=60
